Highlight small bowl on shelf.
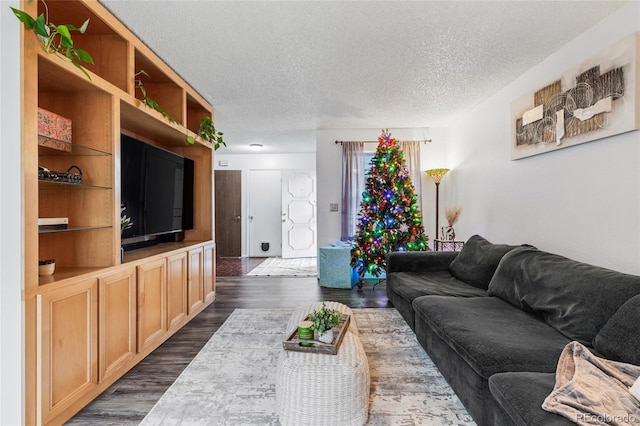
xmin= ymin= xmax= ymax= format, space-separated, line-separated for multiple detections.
xmin=38 ymin=259 xmax=55 ymax=276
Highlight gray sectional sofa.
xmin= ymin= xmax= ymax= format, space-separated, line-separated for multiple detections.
xmin=386 ymin=235 xmax=640 ymax=426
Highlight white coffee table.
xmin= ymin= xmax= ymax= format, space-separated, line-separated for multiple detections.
xmin=276 ymin=302 xmax=370 ymax=426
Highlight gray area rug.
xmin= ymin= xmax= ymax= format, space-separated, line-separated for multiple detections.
xmin=246 ymin=257 xmax=317 ymax=277
xmin=141 ymin=308 xmax=475 ymax=425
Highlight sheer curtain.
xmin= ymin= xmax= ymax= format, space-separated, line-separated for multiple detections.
xmin=398 ymin=141 xmax=422 ymax=207
xmin=341 ymin=142 xmax=364 ymax=241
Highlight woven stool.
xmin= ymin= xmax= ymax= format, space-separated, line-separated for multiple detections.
xmin=276 ymin=302 xmax=370 ymax=426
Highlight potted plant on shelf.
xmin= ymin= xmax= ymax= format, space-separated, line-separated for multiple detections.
xmin=10 ymin=0 xmax=94 ymax=80
xmin=186 ymin=116 xmax=226 ymax=150
xmin=134 ymin=70 xmax=177 ymax=124
xmin=120 ymin=204 xmax=132 ymax=262
xmin=308 ymin=303 xmax=343 ymax=344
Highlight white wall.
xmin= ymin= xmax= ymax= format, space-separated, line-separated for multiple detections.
xmin=444 ymin=1 xmax=640 ymax=274
xmin=316 ymin=127 xmax=447 ymax=250
xmin=0 ymin=1 xmax=25 ymax=424
xmin=214 ymin=153 xmax=316 ymax=256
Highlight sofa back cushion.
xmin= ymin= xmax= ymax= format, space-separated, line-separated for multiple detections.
xmin=448 ymin=235 xmax=518 ymax=289
xmin=593 ymin=294 xmax=640 ymax=365
xmin=488 ymin=246 xmax=640 ymax=345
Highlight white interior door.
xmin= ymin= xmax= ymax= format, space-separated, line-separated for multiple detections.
xmin=281 ymin=170 xmax=317 ymax=258
xmin=248 ymin=170 xmax=282 ymax=257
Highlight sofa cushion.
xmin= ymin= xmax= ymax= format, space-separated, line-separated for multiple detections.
xmin=386 ymin=250 xmax=459 ymax=274
xmin=387 ymin=270 xmax=485 ymax=331
xmin=593 ymin=294 xmax=640 ymax=365
xmin=413 ymin=296 xmax=570 ymax=378
xmin=488 ymin=246 xmax=640 ymax=345
xmin=388 ymin=271 xmax=488 ymax=301
xmin=489 ymin=372 xmax=575 ymax=426
xmin=449 ymin=235 xmax=518 ymax=289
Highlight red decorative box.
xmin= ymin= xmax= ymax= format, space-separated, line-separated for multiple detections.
xmin=37 ymin=108 xmax=72 ymax=152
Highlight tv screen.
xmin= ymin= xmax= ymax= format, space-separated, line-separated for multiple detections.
xmin=121 ymin=134 xmax=193 ymax=246
xmin=143 ymin=145 xmax=184 ymax=235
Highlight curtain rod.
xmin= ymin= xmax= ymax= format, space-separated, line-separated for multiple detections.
xmin=335 ymin=139 xmax=432 ymax=145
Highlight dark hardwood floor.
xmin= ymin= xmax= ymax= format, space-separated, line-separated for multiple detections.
xmin=215 ymin=257 xmax=266 ymax=277
xmin=67 ymin=276 xmax=391 ymax=425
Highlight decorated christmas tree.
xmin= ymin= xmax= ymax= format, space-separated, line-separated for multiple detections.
xmin=351 ymin=130 xmax=429 ymax=277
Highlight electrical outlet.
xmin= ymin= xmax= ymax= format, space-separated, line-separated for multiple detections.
xmin=329 ymin=203 xmax=339 ymax=212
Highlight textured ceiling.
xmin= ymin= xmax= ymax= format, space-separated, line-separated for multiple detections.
xmin=99 ymin=0 xmax=625 ymax=154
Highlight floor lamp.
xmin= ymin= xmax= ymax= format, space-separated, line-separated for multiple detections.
xmin=425 ymin=168 xmax=449 ymax=240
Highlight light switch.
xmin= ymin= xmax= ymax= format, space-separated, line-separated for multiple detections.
xmin=329 ymin=203 xmax=339 ymax=212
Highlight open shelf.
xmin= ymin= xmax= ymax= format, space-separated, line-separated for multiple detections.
xmin=37 ymin=266 xmax=107 ymax=286
xmin=134 ymin=49 xmax=185 ymax=125
xmin=120 ymin=99 xmax=210 ymax=148
xmin=186 ymin=93 xmax=213 ymax=134
xmin=39 ymin=225 xmax=112 ymax=234
xmin=38 ymin=138 xmax=111 ymax=157
xmin=40 ymin=0 xmax=129 ymax=91
xmin=38 ymin=53 xmax=102 ymax=93
xmin=38 ymin=180 xmax=111 ymax=190
xmin=123 ymin=240 xmax=209 ymax=263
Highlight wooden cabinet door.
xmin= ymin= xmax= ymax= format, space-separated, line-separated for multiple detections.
xmin=98 ymin=267 xmax=136 ymax=382
xmin=37 ymin=278 xmax=98 ymax=424
xmin=203 ymin=243 xmax=215 ymax=303
xmin=188 ymin=247 xmax=205 ymax=314
xmin=137 ymin=258 xmax=167 ymax=353
xmin=167 ymin=252 xmax=188 ymax=331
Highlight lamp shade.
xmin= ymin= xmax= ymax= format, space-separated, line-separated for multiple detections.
xmin=425 ymin=168 xmax=450 ymax=184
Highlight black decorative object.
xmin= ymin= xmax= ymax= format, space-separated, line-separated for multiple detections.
xmin=38 ymin=165 xmax=83 ymax=185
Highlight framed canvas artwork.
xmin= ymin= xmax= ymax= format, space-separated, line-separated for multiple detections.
xmin=511 ymin=32 xmax=639 ymax=160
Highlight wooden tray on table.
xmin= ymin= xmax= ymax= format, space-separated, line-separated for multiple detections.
xmin=282 ymin=314 xmax=350 ymax=355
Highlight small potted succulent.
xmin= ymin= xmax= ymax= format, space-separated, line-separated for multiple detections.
xmin=308 ymin=303 xmax=343 ymax=344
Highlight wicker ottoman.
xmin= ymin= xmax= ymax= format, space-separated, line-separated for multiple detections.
xmin=276 ymin=302 xmax=370 ymax=426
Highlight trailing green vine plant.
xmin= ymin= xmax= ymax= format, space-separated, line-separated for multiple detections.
xmin=11 ymin=0 xmax=94 ymax=80
xmin=185 ymin=116 xmax=226 ymax=150
xmin=134 ymin=70 xmax=176 ymax=124
xmin=135 ymin=72 xmax=223 ymax=148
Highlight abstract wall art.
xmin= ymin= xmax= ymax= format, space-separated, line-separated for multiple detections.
xmin=511 ymin=32 xmax=639 ymax=160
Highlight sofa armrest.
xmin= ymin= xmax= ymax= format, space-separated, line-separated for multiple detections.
xmin=386 ymin=251 xmax=459 ymax=274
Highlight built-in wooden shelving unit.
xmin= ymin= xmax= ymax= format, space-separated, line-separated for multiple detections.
xmin=21 ymin=1 xmax=216 ymax=424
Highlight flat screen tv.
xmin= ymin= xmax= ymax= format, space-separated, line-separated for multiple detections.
xmin=121 ymin=134 xmax=194 ymax=250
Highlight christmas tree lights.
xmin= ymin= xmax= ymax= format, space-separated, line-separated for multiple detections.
xmin=351 ymin=130 xmax=429 ymax=277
